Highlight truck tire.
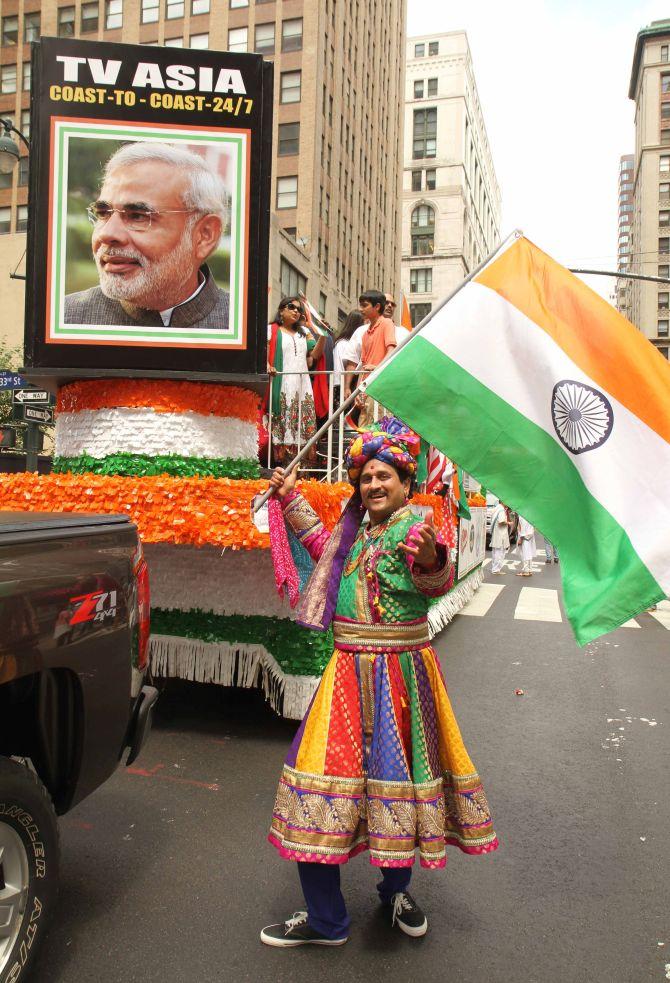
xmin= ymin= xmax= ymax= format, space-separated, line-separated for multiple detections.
xmin=0 ymin=758 xmax=59 ymax=983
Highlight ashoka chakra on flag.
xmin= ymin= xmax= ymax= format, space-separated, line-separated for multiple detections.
xmin=551 ymin=380 xmax=613 ymax=455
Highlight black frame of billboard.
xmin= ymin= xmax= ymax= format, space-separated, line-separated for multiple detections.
xmin=23 ymin=37 xmax=272 ymax=382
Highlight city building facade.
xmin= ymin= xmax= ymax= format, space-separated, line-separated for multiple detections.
xmin=616 ymin=153 xmax=634 ymax=321
xmin=628 ymin=19 xmax=670 ymax=358
xmin=0 ymin=0 xmax=406 ymax=352
xmin=401 ymin=31 xmax=500 ymax=327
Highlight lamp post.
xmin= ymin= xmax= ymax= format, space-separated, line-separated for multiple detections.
xmin=0 ymin=118 xmax=40 ymax=471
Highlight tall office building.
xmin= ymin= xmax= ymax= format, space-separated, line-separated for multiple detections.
xmin=616 ymin=153 xmax=634 ymax=321
xmin=401 ymin=31 xmax=500 ymax=327
xmin=628 ymin=19 xmax=670 ymax=358
xmin=0 ymin=0 xmax=406 ymax=351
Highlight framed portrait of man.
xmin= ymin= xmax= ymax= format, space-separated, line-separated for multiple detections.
xmin=24 ymin=37 xmax=272 ymax=378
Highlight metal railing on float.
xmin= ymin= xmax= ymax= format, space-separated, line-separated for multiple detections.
xmin=265 ymin=369 xmax=383 ymax=483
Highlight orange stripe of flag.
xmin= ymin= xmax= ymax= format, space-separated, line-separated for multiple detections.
xmin=476 ymin=236 xmax=670 ymax=445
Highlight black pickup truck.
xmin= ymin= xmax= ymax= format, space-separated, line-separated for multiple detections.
xmin=0 ymin=512 xmax=157 ymax=983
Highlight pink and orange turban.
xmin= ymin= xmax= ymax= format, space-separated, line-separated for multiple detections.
xmin=345 ymin=416 xmax=421 ymax=483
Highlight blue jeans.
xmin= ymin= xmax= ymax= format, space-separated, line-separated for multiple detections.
xmin=297 ymin=861 xmax=412 ymax=939
xmin=544 ymin=539 xmax=558 ymax=561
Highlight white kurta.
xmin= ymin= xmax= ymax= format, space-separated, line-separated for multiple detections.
xmin=490 ymin=504 xmax=510 ymax=550
xmin=517 ymin=517 xmax=536 ymax=562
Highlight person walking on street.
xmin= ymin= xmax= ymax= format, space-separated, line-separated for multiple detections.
xmin=490 ymin=498 xmax=510 ymax=574
xmin=517 ymin=516 xmax=536 ymax=576
xmin=544 ymin=538 xmax=559 ymax=564
xmin=261 ymin=418 xmax=498 ymax=948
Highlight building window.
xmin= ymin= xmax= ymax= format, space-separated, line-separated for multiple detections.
xmin=662 ymin=155 xmax=670 ymax=172
xmin=229 ymin=0 xmax=249 ymax=7
xmin=190 ymin=33 xmax=208 ymax=47
xmin=413 ymin=107 xmax=437 ymax=158
xmin=663 ymin=45 xmax=669 ymax=63
xmin=659 ymin=346 xmax=669 ymax=358
xmin=2 ymin=16 xmax=18 ymax=46
xmin=16 ymin=205 xmax=28 ymax=232
xmin=81 ymin=2 xmax=99 ymax=32
xmin=0 ymin=170 xmax=12 ymax=190
xmin=411 ymin=170 xmax=422 ymax=191
xmin=411 ymin=203 xmax=435 ymax=256
xmin=191 ymin=0 xmax=209 ymax=12
xmin=164 ymin=36 xmax=183 ymax=45
xmin=659 ymin=292 xmax=669 ymax=309
xmin=414 ymin=80 xmax=424 ymax=99
xmin=659 ymin=237 xmax=670 ymax=253
xmin=22 ymin=11 xmax=40 ymax=43
xmin=280 ymin=70 xmax=301 ymax=104
xmin=660 ymin=265 xmax=670 ymax=278
xmin=277 ymin=175 xmax=298 ymax=209
xmin=281 ymin=18 xmax=302 ymax=52
xmin=278 ymin=122 xmax=299 ymax=156
xmin=0 ymin=207 xmax=10 ymax=233
xmin=661 ymin=211 xmax=670 ymax=226
xmin=662 ymin=103 xmax=670 ymax=120
xmin=427 ymin=77 xmax=438 ymax=96
xmin=428 ymin=41 xmax=439 ymax=56
xmin=166 ymin=0 xmax=184 ymax=18
xmin=658 ymin=320 xmax=669 ymax=336
xmin=18 ymin=156 xmax=28 ymax=185
xmin=410 ymin=302 xmax=431 ymax=326
xmin=319 ymin=292 xmax=327 ymax=317
xmin=426 ymin=168 xmax=436 ymax=190
xmin=20 ymin=110 xmax=30 ymax=140
xmin=662 ymin=130 xmax=670 ymax=145
xmin=283 ymin=227 xmax=296 ymax=240
xmin=280 ymin=257 xmax=306 ymax=297
xmin=57 ymin=7 xmax=75 ymax=36
xmin=414 ymin=43 xmax=424 ymax=58
xmin=410 ymin=268 xmax=432 ymax=293
xmin=254 ymin=23 xmax=274 ymax=54
xmin=106 ymin=0 xmax=123 ymax=29
xmin=227 ymin=27 xmax=247 ymax=51
xmin=662 ymin=74 xmax=670 ymax=93
xmin=141 ymin=0 xmax=159 ymax=22
xmin=22 ymin=63 xmax=31 ymax=90
xmin=0 ymin=65 xmax=17 ymax=94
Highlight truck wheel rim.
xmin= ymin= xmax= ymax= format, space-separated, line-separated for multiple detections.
xmin=0 ymin=823 xmax=30 ymax=973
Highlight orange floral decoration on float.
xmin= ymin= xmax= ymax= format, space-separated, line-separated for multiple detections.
xmin=56 ymin=379 xmax=259 ymax=421
xmin=0 ymin=473 xmax=451 ymax=551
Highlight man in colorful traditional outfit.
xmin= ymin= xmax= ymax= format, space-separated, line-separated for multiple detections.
xmin=261 ymin=418 xmax=498 ymax=948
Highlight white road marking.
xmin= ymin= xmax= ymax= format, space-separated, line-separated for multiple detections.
xmin=649 ymin=599 xmax=670 ymax=630
xmin=514 ymin=587 xmax=563 ymax=623
xmin=459 ymin=582 xmax=505 ymax=617
xmin=620 ymin=619 xmax=640 ymax=628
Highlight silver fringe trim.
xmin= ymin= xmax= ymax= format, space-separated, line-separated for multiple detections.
xmin=149 ymin=634 xmax=320 ymax=720
xmin=427 ymin=565 xmax=485 ymax=638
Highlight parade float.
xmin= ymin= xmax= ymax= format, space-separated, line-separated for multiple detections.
xmin=0 ymin=378 xmax=485 ymax=719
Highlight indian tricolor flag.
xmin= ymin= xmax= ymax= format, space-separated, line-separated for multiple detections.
xmin=365 ymin=235 xmax=670 ymax=644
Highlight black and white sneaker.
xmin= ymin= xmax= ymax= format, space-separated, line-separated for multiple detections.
xmin=389 ymin=892 xmax=428 ymax=937
xmin=260 ymin=911 xmax=348 ymax=947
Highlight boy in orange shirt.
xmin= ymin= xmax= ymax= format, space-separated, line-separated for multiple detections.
xmin=356 ymin=289 xmax=397 ymax=425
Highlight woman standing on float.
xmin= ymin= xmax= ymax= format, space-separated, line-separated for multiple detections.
xmin=261 ymin=418 xmax=498 ymax=948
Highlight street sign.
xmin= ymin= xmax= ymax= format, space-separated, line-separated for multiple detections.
xmin=12 ymin=389 xmax=54 ymax=405
xmin=0 ymin=371 xmax=28 ymax=389
xmin=21 ymin=405 xmax=54 ymax=425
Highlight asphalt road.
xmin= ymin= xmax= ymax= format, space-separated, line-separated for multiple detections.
xmin=30 ymin=554 xmax=670 ymax=983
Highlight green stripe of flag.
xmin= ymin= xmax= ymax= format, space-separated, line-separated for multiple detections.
xmin=52 ymin=453 xmax=260 ymax=480
xmin=367 ymin=336 xmax=664 ymax=644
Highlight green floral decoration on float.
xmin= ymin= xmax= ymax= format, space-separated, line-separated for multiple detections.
xmin=151 ymin=608 xmax=333 ymax=677
xmin=53 ymin=452 xmax=261 ymax=480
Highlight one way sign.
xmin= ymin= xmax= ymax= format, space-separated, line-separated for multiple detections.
xmin=21 ymin=405 xmax=54 ymax=425
xmin=12 ymin=389 xmax=54 ymax=405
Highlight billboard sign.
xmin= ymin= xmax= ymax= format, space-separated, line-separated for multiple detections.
xmin=24 ymin=37 xmax=273 ymax=377
xmin=457 ymin=506 xmax=486 ymax=580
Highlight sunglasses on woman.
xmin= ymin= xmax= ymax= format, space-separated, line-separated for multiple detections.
xmin=285 ymin=303 xmax=302 ymax=313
